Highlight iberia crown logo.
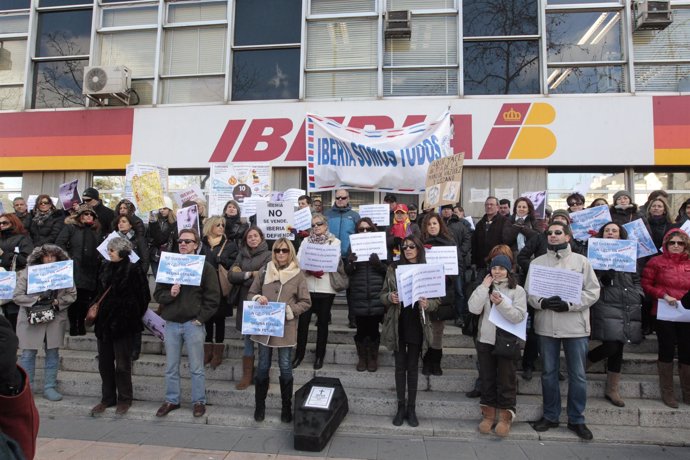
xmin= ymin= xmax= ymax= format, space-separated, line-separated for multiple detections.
xmin=479 ymin=103 xmax=557 ymax=160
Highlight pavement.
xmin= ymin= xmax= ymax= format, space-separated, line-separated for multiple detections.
xmin=36 ymin=414 xmax=689 ymax=460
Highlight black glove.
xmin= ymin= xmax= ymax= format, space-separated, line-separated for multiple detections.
xmin=599 ymin=269 xmax=615 ymax=286
xmin=542 ymin=296 xmax=569 ymax=312
xmin=369 ymin=253 xmax=381 ymax=266
xmin=0 ymin=316 xmax=22 ymax=395
xmin=347 ymin=252 xmax=358 ymax=264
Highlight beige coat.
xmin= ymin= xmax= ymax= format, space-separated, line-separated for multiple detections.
xmin=248 ymin=261 xmax=311 ymax=347
xmin=468 ymin=279 xmax=527 ymax=346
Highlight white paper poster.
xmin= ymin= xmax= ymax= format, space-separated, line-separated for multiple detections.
xmin=494 ymin=188 xmax=514 ymax=203
xmin=527 ymin=265 xmax=583 ymax=305
xmin=425 ymin=246 xmax=459 ymax=275
xmin=488 ymin=294 xmax=527 ymax=341
xmin=587 ymin=238 xmax=637 ymax=273
xmin=622 ymin=219 xmax=658 ymax=259
xmin=348 ymin=232 xmax=387 ymax=261
xmin=256 ymin=201 xmax=295 ymax=240
xmin=209 ymin=163 xmax=271 ymax=215
xmin=470 ymin=188 xmax=490 ymax=203
xmin=298 ymin=242 xmax=341 ymax=272
xmin=293 ymin=206 xmax=312 ymax=231
xmin=358 ymin=204 xmax=391 ymax=227
xmin=396 ymin=264 xmax=446 ymax=307
xmin=570 ymin=205 xmax=612 ymax=241
xmin=241 ymin=301 xmax=286 ymax=336
xmin=97 ymin=231 xmax=141 ymax=263
xmin=281 ymin=188 xmax=306 ymax=208
xmin=155 ymin=252 xmax=206 ymax=286
xmin=657 ymin=299 xmax=690 ymax=323
xmin=27 ymin=261 xmax=74 ymax=294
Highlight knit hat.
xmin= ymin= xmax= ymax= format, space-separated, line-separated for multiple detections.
xmin=82 ymin=187 xmax=99 ymax=200
xmin=613 ymin=190 xmax=633 ymax=204
xmin=490 ymin=254 xmax=512 ymax=272
xmin=550 ymin=209 xmax=571 ymax=224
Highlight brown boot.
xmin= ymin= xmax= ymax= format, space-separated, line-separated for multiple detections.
xmin=658 ymin=361 xmax=679 ymax=408
xmin=478 ymin=405 xmax=496 ymax=434
xmin=494 ymin=409 xmax=515 ymax=437
xmin=354 ymin=338 xmax=367 ymax=372
xmin=367 ymin=339 xmax=379 ymax=372
xmin=236 ymin=355 xmax=254 ymax=390
xmin=210 ymin=343 xmax=224 ymax=369
xmin=605 ymin=371 xmax=625 ymax=407
xmin=679 ymin=364 xmax=690 ymax=404
xmin=204 ymin=343 xmax=213 ymax=366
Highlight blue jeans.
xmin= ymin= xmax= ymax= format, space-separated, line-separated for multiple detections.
xmin=256 ymin=344 xmax=292 ymax=380
xmin=539 ymin=335 xmax=589 ymax=424
xmin=164 ymin=320 xmax=206 ymax=405
xmin=243 ymin=335 xmax=255 ymax=357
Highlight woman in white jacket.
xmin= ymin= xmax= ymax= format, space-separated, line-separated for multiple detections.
xmin=468 ymin=254 xmax=527 ymax=437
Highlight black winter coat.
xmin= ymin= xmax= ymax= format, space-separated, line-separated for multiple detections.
xmin=224 ymin=215 xmax=249 ymax=245
xmin=0 ymin=232 xmax=33 ymax=272
xmin=590 ymin=270 xmax=643 ymax=344
xmin=147 ymin=218 xmax=178 ymax=261
xmin=94 ymin=260 xmax=151 ymax=341
xmin=55 ymin=221 xmax=102 ymax=291
xmin=29 ymin=210 xmax=64 ymax=246
xmin=344 ymin=251 xmax=387 ymax=317
xmin=472 ymin=213 xmax=507 ymax=269
xmin=423 ymin=234 xmax=457 ymax=320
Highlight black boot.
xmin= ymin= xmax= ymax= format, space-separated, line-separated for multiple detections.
xmin=407 ymin=356 xmax=419 ymax=427
xmin=392 ymin=400 xmax=406 ymax=426
xmin=431 ymin=348 xmax=443 ymax=376
xmin=421 ymin=350 xmax=432 ymax=376
xmin=254 ymin=377 xmax=270 ymax=422
xmin=279 ymin=376 xmax=293 ymax=423
xmin=293 ymin=313 xmax=309 ymax=368
xmin=406 ymin=402 xmax=419 ymax=427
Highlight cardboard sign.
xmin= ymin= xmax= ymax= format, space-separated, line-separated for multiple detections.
xmin=424 ymin=153 xmax=464 ymax=209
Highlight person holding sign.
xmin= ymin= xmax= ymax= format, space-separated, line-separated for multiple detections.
xmin=14 ymin=245 xmax=77 ymax=402
xmin=587 ymin=222 xmax=643 ymax=408
xmin=380 ymin=235 xmax=439 ymax=428
xmin=641 ymin=229 xmax=690 ymax=408
xmin=295 ymin=213 xmax=342 ymax=370
xmin=468 ymin=255 xmax=526 ymax=437
xmin=0 ymin=213 xmax=33 ymax=330
xmin=248 ymin=238 xmax=310 ymax=423
xmin=420 ymin=212 xmax=457 ymax=377
xmin=345 ymin=218 xmax=387 ymax=373
xmin=610 ymin=190 xmax=649 ymax=229
xmin=147 ymin=198 xmax=178 ymax=277
xmin=526 ymin=222 xmax=600 ymax=441
xmin=153 ymin=228 xmax=220 ymax=419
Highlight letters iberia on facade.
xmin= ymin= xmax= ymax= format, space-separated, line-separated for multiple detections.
xmin=0 ymin=95 xmax=688 ymax=171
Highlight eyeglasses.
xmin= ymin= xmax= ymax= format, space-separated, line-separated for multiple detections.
xmin=178 ymin=239 xmax=196 ymax=244
xmin=82 ymin=198 xmax=93 ymax=203
xmin=568 ymin=201 xmax=583 ymax=207
xmin=546 ymin=230 xmax=564 ymax=236
xmin=668 ymin=240 xmax=686 ymax=247
xmin=0 ymin=221 xmax=10 ymax=227
xmin=358 ymin=227 xmax=372 ymax=232
xmin=39 ymin=201 xmax=50 ymax=205
xmin=401 ymin=244 xmax=417 ymax=250
xmin=273 ymin=248 xmax=290 ymax=254
xmin=335 ymin=196 xmax=348 ymax=201
xmin=312 ymin=222 xmax=325 ymax=228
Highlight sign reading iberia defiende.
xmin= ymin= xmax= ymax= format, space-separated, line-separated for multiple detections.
xmin=306 ymin=112 xmax=452 ymax=193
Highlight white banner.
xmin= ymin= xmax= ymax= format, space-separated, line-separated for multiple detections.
xmin=256 ymin=201 xmax=295 ymax=240
xmin=349 ymin=232 xmax=387 ymax=261
xmin=306 ymin=112 xmax=453 ymax=192
xmin=298 ymin=243 xmax=341 ymax=272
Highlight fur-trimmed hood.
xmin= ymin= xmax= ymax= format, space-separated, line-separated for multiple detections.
xmin=27 ymin=244 xmax=70 ymax=266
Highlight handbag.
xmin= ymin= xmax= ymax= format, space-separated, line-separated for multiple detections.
xmin=85 ymin=286 xmax=112 ymax=327
xmin=26 ymin=299 xmax=56 ymax=325
xmin=428 ymin=303 xmax=456 ymax=321
xmin=492 ymin=327 xmax=523 ymax=360
xmin=462 ymin=313 xmax=480 ymax=337
xmin=329 ymin=259 xmax=349 ymax=292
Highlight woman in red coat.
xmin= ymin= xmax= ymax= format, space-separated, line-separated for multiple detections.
xmin=641 ymin=228 xmax=690 ymax=408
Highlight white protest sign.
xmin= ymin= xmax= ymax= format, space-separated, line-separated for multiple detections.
xmin=570 ymin=205 xmax=612 ymax=241
xmin=358 ymin=204 xmax=390 ymax=227
xmin=240 ymin=196 xmax=268 ymax=218
xmin=623 ymin=219 xmax=658 ymax=259
xmin=398 ymin=264 xmax=446 ymax=307
xmin=256 ymin=201 xmax=295 ymax=240
xmin=241 ymin=301 xmax=286 ymax=336
xmin=488 ymin=294 xmax=527 ymax=341
xmin=681 ymin=220 xmax=690 ymax=234
xmin=298 ymin=242 xmax=340 ymax=272
xmin=657 ymin=299 xmax=690 ymax=322
xmin=527 ymin=265 xmax=583 ymax=305
xmin=395 ymin=265 xmax=416 ymax=307
xmin=173 ymin=185 xmax=206 ymax=208
xmin=587 ymin=238 xmax=637 ymax=273
xmin=293 ymin=206 xmax=312 ymax=231
xmin=349 ymin=232 xmax=387 ymax=260
xmin=282 ymin=188 xmax=305 ymax=208
xmin=27 ymin=261 xmax=74 ymax=294
xmin=0 ymin=271 xmax=17 ymax=299
xmin=425 ymin=246 xmax=459 ymax=275
xmin=97 ymin=231 xmax=141 ymax=263
xmin=155 ymin=252 xmax=206 ymax=286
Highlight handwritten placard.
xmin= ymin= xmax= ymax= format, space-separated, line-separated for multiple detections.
xmin=293 ymin=206 xmax=312 ymax=231
xmin=257 ymin=201 xmax=295 ymax=240
xmin=0 ymin=271 xmax=17 ymax=299
xmin=425 ymin=246 xmax=459 ymax=275
xmin=348 ymin=232 xmax=387 ymax=261
xmin=97 ymin=231 xmax=141 ymax=263
xmin=27 ymin=260 xmax=74 ymax=294
xmin=424 ymin=153 xmax=464 ymax=209
xmin=587 ymin=238 xmax=637 ymax=273
xmin=527 ymin=265 xmax=583 ymax=305
xmin=242 ymin=301 xmax=286 ymax=336
xmin=298 ymin=242 xmax=340 ymax=272
xmin=622 ymin=219 xmax=658 ymax=259
xmin=155 ymin=252 xmax=206 ymax=286
xmin=570 ymin=205 xmax=612 ymax=241
xmin=358 ymin=204 xmax=390 ymax=227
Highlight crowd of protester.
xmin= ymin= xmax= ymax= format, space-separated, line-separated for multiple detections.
xmin=2 ymin=186 xmax=690 ymax=458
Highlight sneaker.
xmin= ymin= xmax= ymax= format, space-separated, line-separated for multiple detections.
xmin=567 ymin=423 xmax=593 ymax=440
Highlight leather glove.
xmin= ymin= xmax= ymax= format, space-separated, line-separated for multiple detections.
xmin=369 ymin=253 xmax=381 ymax=266
xmin=285 ymin=305 xmax=294 ymax=320
xmin=423 ymin=244 xmax=433 ymax=250
xmin=542 ymin=296 xmax=569 ymax=312
xmin=599 ymin=269 xmax=615 ymax=286
xmin=297 ymin=230 xmax=310 ymax=239
xmin=347 ymin=253 xmax=358 ymax=264
xmin=306 ymin=270 xmax=324 ymax=279
xmin=587 ymin=229 xmax=598 ymax=237
xmin=0 ymin=316 xmax=22 ymax=395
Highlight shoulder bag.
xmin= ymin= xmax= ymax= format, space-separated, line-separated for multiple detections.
xmin=26 ymin=296 xmax=56 ymax=325
xmin=492 ymin=327 xmax=523 ymax=360
xmin=85 ymin=286 xmax=112 ymax=327
xmin=329 ymin=258 xmax=349 ymax=292
xmin=217 ymin=240 xmax=232 ymax=297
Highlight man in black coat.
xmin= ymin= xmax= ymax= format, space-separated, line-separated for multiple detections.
xmin=83 ymin=187 xmax=116 ymax=235
xmin=472 ymin=196 xmax=507 ymax=278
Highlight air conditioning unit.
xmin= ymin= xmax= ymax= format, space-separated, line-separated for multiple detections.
xmin=633 ymin=0 xmax=673 ymax=31
xmin=83 ymin=65 xmax=131 ymax=95
xmin=385 ymin=10 xmax=411 ymax=39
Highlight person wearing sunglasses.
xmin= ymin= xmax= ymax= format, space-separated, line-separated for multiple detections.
xmin=344 ymin=218 xmax=387 ymax=372
xmin=587 ymin=222 xmax=643 ymax=409
xmin=380 ymin=235 xmax=438 ymax=428
xmin=0 ymin=214 xmax=34 ymax=330
xmin=248 ymin=238 xmax=310 ymax=423
xmin=526 ymin=222 xmax=600 ymax=441
xmin=324 ymin=189 xmax=360 ymax=258
xmin=81 ymin=187 xmax=116 ymax=235
xmin=55 ymin=205 xmax=103 ymax=336
xmin=29 ymin=195 xmax=64 ymax=247
xmin=566 ymin=193 xmax=585 ymax=214
xmin=642 ymin=229 xmax=690 ymax=408
xmin=294 ymin=213 xmax=342 ymax=370
xmin=153 ymin=228 xmax=220 ymax=419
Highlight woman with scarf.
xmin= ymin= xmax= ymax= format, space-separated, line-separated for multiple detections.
xmin=114 ymin=199 xmax=146 ymax=239
xmin=294 ymin=213 xmax=341 ymax=370
xmin=248 ymin=238 xmax=311 ymax=423
xmin=645 ymin=196 xmax=674 ymax=251
xmin=90 ymin=237 xmax=150 ymax=416
xmin=55 ymin=205 xmax=103 ymax=336
xmin=29 ymin=195 xmax=64 ymax=246
xmin=419 ymin=212 xmax=456 ymax=377
xmin=0 ymin=213 xmax=33 ymax=330
xmin=386 ymin=204 xmax=420 ymax=260
xmin=229 ymin=226 xmax=272 ymax=390
xmin=147 ymin=197 xmax=178 ymax=277
xmin=380 ymin=235 xmax=438 ymax=427
xmin=222 ymin=200 xmax=249 ymax=245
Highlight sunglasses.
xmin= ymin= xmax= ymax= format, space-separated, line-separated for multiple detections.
xmin=568 ymin=202 xmax=583 ymax=206
xmin=668 ymin=241 xmax=686 ymax=246
xmin=39 ymin=201 xmax=51 ymax=205
xmin=312 ymin=222 xmax=325 ymax=228
xmin=177 ymin=239 xmax=196 ymax=244
xmin=335 ymin=196 xmax=348 ymax=201
xmin=546 ymin=230 xmax=564 ymax=236
xmin=273 ymin=248 xmax=290 ymax=254
xmin=401 ymin=244 xmax=417 ymax=250
xmin=82 ymin=198 xmax=93 ymax=203
xmin=0 ymin=221 xmax=11 ymax=227
xmin=358 ymin=227 xmax=372 ymax=232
